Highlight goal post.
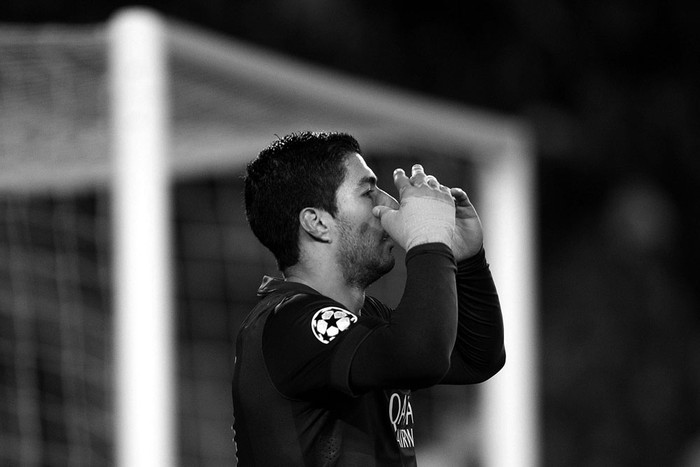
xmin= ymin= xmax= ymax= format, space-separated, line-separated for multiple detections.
xmin=109 ymin=9 xmax=174 ymax=467
xmin=479 ymin=134 xmax=539 ymax=467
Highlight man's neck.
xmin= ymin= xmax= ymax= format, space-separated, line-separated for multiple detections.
xmin=285 ymin=265 xmax=365 ymax=314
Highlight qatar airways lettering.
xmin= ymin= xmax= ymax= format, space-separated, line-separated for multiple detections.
xmin=388 ymin=391 xmax=415 ymax=449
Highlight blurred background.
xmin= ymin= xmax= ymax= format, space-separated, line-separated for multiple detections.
xmin=1 ymin=1 xmax=699 ymax=466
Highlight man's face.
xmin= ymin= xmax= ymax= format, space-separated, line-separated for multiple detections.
xmin=333 ymin=153 xmax=399 ymax=288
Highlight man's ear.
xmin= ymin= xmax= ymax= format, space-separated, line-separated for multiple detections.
xmin=299 ymin=208 xmax=332 ymax=243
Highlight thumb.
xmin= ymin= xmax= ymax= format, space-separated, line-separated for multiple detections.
xmin=372 ymin=205 xmax=394 ymax=219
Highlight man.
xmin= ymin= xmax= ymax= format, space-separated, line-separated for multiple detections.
xmin=232 ymin=131 xmax=505 ymax=466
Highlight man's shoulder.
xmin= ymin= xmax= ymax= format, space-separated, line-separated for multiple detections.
xmin=257 ymin=280 xmax=341 ymax=316
xmin=265 ymin=292 xmax=361 ymax=347
xmin=252 ymin=279 xmax=352 ymax=337
xmin=253 ymin=276 xmax=326 ymax=310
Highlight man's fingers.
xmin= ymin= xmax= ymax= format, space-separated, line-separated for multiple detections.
xmin=425 ymin=175 xmax=439 ymax=188
xmin=395 ymin=164 xmax=449 ymax=196
xmin=410 ymin=164 xmax=428 ymax=186
xmin=411 ymin=164 xmax=425 ymax=178
xmin=393 ymin=168 xmax=411 ymax=193
xmin=450 ymin=187 xmax=471 ymax=205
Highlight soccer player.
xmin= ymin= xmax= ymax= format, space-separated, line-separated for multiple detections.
xmin=232 ymin=131 xmax=505 ymax=466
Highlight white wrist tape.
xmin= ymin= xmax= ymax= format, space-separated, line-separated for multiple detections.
xmin=400 ymin=196 xmax=455 ymax=251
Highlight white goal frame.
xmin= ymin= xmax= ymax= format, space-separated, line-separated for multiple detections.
xmin=107 ymin=7 xmax=538 ymax=467
xmin=110 ymin=11 xmax=174 ymax=467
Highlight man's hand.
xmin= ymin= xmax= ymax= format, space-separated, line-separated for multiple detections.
xmin=449 ymin=186 xmax=483 ymax=261
xmin=372 ymin=164 xmax=455 ymax=251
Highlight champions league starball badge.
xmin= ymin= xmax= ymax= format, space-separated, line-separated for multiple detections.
xmin=311 ymin=307 xmax=358 ymax=344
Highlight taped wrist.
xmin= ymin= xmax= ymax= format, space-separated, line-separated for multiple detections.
xmin=402 ymin=197 xmax=454 ymax=250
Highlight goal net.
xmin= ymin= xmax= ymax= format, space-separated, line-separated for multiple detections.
xmin=0 ymin=8 xmax=537 ymax=467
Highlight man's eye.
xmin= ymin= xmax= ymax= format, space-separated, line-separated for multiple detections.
xmin=364 ymin=189 xmax=375 ymax=197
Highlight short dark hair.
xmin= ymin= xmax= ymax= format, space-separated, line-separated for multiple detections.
xmin=244 ymin=131 xmax=361 ymax=271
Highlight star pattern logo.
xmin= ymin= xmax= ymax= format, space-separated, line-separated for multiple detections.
xmin=310 ymin=307 xmax=358 ymax=344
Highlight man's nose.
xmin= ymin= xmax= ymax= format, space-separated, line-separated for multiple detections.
xmin=376 ymin=188 xmax=400 ymax=210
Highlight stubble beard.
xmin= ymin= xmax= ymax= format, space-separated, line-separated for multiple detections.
xmin=336 ymin=219 xmax=395 ymax=290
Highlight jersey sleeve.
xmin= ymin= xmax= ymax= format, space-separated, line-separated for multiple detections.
xmin=441 ymin=247 xmax=506 ymax=383
xmin=262 ymin=292 xmax=385 ymax=399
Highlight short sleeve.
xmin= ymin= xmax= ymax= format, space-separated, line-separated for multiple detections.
xmin=262 ymin=293 xmax=385 ymax=399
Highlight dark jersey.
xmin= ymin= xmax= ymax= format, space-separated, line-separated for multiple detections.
xmin=232 ymin=244 xmax=505 ymax=466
